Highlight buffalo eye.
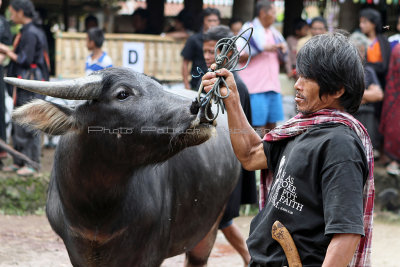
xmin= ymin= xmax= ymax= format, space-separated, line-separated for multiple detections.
xmin=117 ymin=91 xmax=130 ymax=100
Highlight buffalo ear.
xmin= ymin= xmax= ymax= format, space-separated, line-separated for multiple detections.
xmin=12 ymin=99 xmax=78 ymax=135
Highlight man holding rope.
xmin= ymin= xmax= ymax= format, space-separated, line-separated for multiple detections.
xmin=202 ymin=32 xmax=374 ymax=267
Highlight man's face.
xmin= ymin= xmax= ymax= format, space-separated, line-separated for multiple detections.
xmin=9 ymin=6 xmax=24 ymax=24
xmin=310 ymin=21 xmax=327 ymax=36
xmin=203 ymin=40 xmax=217 ymax=68
xmin=230 ymin=21 xmax=243 ymax=36
xmin=294 ymin=76 xmax=339 ymax=114
xmin=297 ymin=25 xmax=309 ymax=38
xmin=203 ymin=14 xmax=220 ymax=32
xmin=359 ymin=17 xmax=375 ymax=35
xmin=86 ymin=36 xmax=95 ymax=51
xmin=259 ymin=6 xmax=276 ymax=28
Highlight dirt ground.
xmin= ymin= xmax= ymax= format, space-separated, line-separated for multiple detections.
xmin=0 ymin=214 xmax=399 ymax=267
xmin=1 ymin=149 xmax=400 ymax=266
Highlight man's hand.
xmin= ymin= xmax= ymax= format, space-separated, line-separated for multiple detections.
xmin=201 ymin=65 xmax=267 ymax=171
xmin=276 ymin=42 xmax=287 ymax=54
xmin=264 ymin=44 xmax=279 ymax=52
xmin=361 ymin=84 xmax=383 ymax=104
xmin=201 ymin=64 xmax=239 ymax=101
xmin=0 ymin=43 xmax=10 ymax=54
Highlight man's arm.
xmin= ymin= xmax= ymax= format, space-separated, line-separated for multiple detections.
xmin=0 ymin=44 xmax=17 ymax=62
xmin=202 ymin=67 xmax=267 ymax=170
xmin=322 ymin=233 xmax=361 ymax=267
xmin=182 ymin=59 xmax=191 ymax=90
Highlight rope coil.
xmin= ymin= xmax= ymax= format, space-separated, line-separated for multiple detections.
xmin=194 ymin=27 xmax=254 ymax=122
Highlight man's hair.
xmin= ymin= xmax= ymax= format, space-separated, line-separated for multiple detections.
xmin=84 ymin=14 xmax=98 ymax=29
xmin=202 ymin=7 xmax=221 ymax=21
xmin=311 ymin=16 xmax=328 ymax=30
xmin=296 ymin=32 xmax=365 ymax=114
xmin=87 ymin=27 xmax=105 ymax=48
xmin=229 ymin=17 xmax=243 ymax=27
xmin=203 ymin=25 xmax=233 ymax=42
xmin=292 ymin=18 xmax=308 ymax=32
xmin=10 ymin=0 xmax=35 ymax=19
xmin=132 ymin=8 xmax=150 ymax=20
xmin=256 ymin=0 xmax=273 ymax=17
xmin=360 ymin=8 xmax=382 ymax=33
xmin=349 ymin=32 xmax=369 ymax=58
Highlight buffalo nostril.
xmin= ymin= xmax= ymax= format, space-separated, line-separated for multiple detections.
xmin=190 ymin=98 xmax=201 ymax=115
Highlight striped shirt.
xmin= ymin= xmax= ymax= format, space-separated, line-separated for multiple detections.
xmin=85 ymin=51 xmax=113 ymax=75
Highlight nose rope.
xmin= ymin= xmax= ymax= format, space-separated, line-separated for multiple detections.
xmin=194 ymin=27 xmax=253 ymax=122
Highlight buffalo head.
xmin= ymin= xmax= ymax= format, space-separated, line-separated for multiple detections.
xmin=6 ymin=67 xmax=216 ymax=166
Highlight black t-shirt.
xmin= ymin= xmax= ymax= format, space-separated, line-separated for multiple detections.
xmin=247 ymin=123 xmax=368 ymax=267
xmin=181 ymin=32 xmax=207 ymax=89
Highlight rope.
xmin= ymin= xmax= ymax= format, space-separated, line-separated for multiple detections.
xmin=193 ymin=27 xmax=254 ymax=122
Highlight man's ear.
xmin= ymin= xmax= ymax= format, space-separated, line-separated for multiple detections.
xmin=12 ymin=99 xmax=78 ymax=135
xmin=333 ymin=87 xmax=345 ymax=99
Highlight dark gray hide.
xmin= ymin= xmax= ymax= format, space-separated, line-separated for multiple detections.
xmin=9 ymin=68 xmax=241 ymax=267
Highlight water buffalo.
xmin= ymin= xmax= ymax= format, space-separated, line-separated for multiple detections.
xmin=5 ymin=67 xmax=241 ymax=267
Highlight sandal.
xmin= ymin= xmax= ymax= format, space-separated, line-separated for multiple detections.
xmin=16 ymin=166 xmax=36 ymax=176
xmin=2 ymin=164 xmax=21 ymax=172
xmin=386 ymin=161 xmax=400 ymax=176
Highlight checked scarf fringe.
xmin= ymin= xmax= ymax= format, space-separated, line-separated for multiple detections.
xmin=260 ymin=109 xmax=374 ymax=267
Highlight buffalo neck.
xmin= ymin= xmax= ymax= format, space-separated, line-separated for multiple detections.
xmin=52 ymin=133 xmax=141 ymax=229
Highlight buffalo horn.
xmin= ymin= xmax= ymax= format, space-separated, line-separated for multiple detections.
xmin=4 ymin=75 xmax=103 ymax=100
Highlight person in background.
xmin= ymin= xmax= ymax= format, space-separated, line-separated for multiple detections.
xmin=85 ymin=27 xmax=113 ymax=75
xmin=380 ymin=44 xmax=400 ymax=176
xmin=238 ymin=0 xmax=287 ymax=134
xmin=202 ymin=25 xmax=257 ymax=267
xmin=181 ymin=7 xmax=220 ymax=90
xmin=285 ymin=18 xmax=308 ymax=79
xmin=84 ymin=14 xmax=98 ymax=32
xmin=131 ymin=8 xmax=154 ymax=34
xmin=164 ymin=8 xmax=194 ymax=40
xmin=296 ymin=16 xmax=327 ymax=51
xmin=359 ymin=8 xmax=390 ymax=160
xmin=350 ymin=32 xmax=384 ymax=156
xmin=229 ymin=17 xmax=243 ymax=36
xmin=0 ymin=0 xmax=12 ymax=165
xmin=359 ymin=8 xmax=390 ymax=93
xmin=0 ymin=0 xmax=49 ymax=176
xmin=388 ymin=14 xmax=400 ymax=50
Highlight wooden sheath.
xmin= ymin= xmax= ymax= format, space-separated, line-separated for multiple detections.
xmin=271 ymin=220 xmax=302 ymax=267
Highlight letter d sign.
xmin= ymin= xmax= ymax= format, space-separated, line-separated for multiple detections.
xmin=123 ymin=42 xmax=145 ymax=73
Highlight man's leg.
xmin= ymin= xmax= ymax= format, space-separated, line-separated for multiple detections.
xmin=221 ymin=222 xmax=250 ymax=267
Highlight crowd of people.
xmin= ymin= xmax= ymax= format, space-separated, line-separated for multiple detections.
xmin=180 ymin=2 xmax=400 ymax=178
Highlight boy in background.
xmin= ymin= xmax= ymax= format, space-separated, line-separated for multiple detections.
xmin=85 ymin=27 xmax=112 ymax=75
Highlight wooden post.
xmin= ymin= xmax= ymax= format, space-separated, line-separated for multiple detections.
xmin=63 ymin=0 xmax=69 ymax=31
xmin=184 ymin=0 xmax=203 ymax=32
xmin=283 ymin=0 xmax=304 ymax=37
xmin=147 ymin=0 xmax=165 ymax=34
xmin=232 ymin=0 xmax=255 ymax=23
xmin=338 ymin=1 xmax=361 ymax=32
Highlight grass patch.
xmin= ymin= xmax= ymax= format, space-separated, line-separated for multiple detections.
xmin=374 ymin=211 xmax=400 ymax=225
xmin=0 ymin=172 xmax=50 ymax=215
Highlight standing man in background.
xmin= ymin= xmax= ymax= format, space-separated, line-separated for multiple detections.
xmin=0 ymin=0 xmax=49 ymax=176
xmin=238 ymin=0 xmax=287 ymax=134
xmin=181 ymin=8 xmax=220 ymax=90
xmin=85 ymin=27 xmax=113 ymax=75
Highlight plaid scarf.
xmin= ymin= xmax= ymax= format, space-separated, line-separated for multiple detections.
xmin=261 ymin=108 xmax=374 ymax=267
